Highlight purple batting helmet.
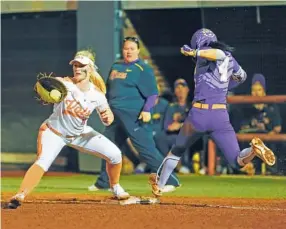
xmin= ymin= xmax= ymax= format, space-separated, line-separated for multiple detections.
xmin=190 ymin=28 xmax=218 ymax=49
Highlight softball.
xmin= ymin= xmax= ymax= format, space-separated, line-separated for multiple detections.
xmin=50 ymin=89 xmax=62 ymax=102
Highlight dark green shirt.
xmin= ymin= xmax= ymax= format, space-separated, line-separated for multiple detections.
xmin=241 ymin=104 xmax=282 ymax=132
xmin=164 ymin=102 xmax=191 ymax=132
xmin=151 ymin=97 xmax=169 ymax=134
xmin=107 ymin=59 xmax=158 ymax=111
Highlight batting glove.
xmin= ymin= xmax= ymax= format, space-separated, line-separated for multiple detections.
xmin=180 ymin=45 xmax=197 ymax=57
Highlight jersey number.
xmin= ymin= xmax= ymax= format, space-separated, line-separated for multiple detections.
xmin=218 ymin=57 xmax=230 ymax=82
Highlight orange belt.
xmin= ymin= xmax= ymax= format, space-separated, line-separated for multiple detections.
xmin=193 ymin=102 xmax=227 ymax=110
xmin=45 ymin=123 xmax=76 ymax=139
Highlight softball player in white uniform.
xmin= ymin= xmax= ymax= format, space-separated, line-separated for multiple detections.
xmin=6 ymin=50 xmax=130 ymax=209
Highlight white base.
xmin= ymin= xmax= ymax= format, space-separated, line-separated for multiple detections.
xmin=102 ymin=196 xmax=160 ymax=205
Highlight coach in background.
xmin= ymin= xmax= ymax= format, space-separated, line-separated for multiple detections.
xmin=88 ymin=37 xmax=180 ymax=192
xmin=151 ymin=95 xmax=169 ymax=137
xmin=240 ymin=74 xmax=282 ymax=174
xmin=154 ymin=79 xmax=191 ymax=173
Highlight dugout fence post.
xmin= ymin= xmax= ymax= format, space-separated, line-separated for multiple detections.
xmin=76 ymin=1 xmax=122 ymax=173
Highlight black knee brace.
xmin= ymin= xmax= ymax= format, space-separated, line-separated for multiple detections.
xmin=171 ymin=146 xmax=185 ymax=157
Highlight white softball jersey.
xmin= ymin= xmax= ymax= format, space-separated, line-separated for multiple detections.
xmin=35 ymin=77 xmax=122 ymax=172
xmin=47 ymin=77 xmax=108 ymax=137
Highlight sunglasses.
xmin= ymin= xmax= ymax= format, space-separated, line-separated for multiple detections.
xmin=123 ymin=37 xmax=140 ymax=48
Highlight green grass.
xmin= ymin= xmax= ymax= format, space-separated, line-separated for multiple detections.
xmin=1 ymin=174 xmax=286 ymax=199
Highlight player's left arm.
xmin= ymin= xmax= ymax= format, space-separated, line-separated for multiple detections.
xmin=137 ymin=65 xmax=159 ymax=122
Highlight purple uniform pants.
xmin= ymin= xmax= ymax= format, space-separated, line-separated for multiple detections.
xmin=171 ymin=107 xmax=240 ymax=168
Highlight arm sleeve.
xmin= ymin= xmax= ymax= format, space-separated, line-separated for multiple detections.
xmin=143 ymin=94 xmax=158 ymax=112
xmin=137 ymin=65 xmax=159 ymax=98
xmin=197 ymin=48 xmax=226 ymax=61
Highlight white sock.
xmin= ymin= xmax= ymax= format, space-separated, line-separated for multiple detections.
xmin=111 ymin=183 xmax=120 ymax=190
xmin=237 ymin=147 xmax=254 ymax=166
xmin=239 ymin=147 xmax=252 ymax=158
xmin=158 ymin=154 xmax=180 ymax=189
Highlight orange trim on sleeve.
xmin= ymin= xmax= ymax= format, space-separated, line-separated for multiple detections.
xmin=37 ymin=123 xmax=48 ymax=158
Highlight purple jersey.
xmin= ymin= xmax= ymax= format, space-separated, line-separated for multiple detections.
xmin=193 ymin=51 xmax=246 ymax=104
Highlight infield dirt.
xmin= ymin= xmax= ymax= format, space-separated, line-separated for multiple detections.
xmin=2 ymin=171 xmax=286 ymax=229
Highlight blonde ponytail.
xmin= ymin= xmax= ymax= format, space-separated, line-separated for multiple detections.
xmin=90 ymin=69 xmax=107 ymax=94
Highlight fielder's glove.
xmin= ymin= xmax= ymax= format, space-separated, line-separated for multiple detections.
xmin=34 ymin=72 xmax=68 ymax=105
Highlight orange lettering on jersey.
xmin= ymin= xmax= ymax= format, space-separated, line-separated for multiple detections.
xmin=109 ymin=70 xmax=118 ymax=80
xmin=109 ymin=70 xmax=127 ymax=80
xmin=63 ymin=100 xmax=91 ymax=120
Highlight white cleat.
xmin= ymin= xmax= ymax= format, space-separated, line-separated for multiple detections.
xmin=161 ymin=185 xmax=177 ymax=193
xmin=199 ymin=168 xmax=206 ymax=175
xmin=88 ymin=184 xmax=111 ymax=192
xmin=88 ymin=184 xmax=100 ymax=191
xmin=111 ymin=184 xmax=130 ymax=200
xmin=178 ymin=166 xmax=191 ymax=174
xmin=251 ymin=137 xmax=276 ymax=166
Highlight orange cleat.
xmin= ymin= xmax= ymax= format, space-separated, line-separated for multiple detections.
xmin=250 ymin=137 xmax=276 ymax=166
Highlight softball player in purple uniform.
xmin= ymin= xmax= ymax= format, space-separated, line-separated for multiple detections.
xmin=149 ymin=28 xmax=276 ymax=196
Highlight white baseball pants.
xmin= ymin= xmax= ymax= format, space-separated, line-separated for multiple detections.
xmin=35 ymin=123 xmax=122 ymax=172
